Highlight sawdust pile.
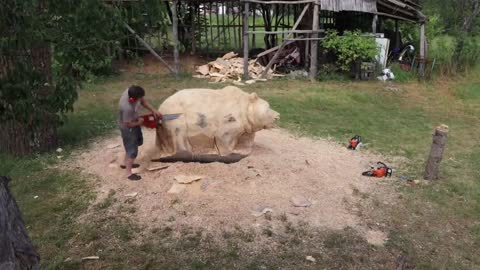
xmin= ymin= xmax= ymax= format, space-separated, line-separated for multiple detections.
xmin=194 ymin=52 xmax=275 ymax=83
xmin=74 ymin=129 xmax=394 ymax=245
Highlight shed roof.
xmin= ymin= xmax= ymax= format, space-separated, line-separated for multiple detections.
xmin=320 ymin=0 xmax=377 ymax=13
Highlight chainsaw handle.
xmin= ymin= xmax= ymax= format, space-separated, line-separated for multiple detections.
xmin=377 ymin=162 xmax=387 ymax=168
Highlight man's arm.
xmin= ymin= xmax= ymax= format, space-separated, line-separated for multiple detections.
xmin=141 ymin=98 xmax=161 ymax=119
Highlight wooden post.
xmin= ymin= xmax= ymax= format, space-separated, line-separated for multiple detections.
xmin=252 ymin=3 xmax=257 ymax=48
xmin=237 ymin=5 xmax=242 ymax=50
xmin=190 ymin=4 xmax=196 ymax=55
xmin=395 ymin=19 xmax=401 ymax=48
xmin=0 ymin=176 xmax=40 ymax=269
xmin=419 ymin=23 xmax=426 ymax=76
xmin=372 ymin=14 xmax=378 ymax=34
xmin=171 ymin=0 xmax=180 ymax=76
xmin=221 ymin=2 xmax=227 ymax=50
xmin=204 ymin=3 xmax=209 ymax=53
xmin=424 ymin=125 xmax=449 ymax=180
xmin=243 ymin=1 xmax=250 ymax=79
xmin=230 ymin=2 xmax=236 ymax=48
xmin=309 ymin=0 xmax=319 ymax=81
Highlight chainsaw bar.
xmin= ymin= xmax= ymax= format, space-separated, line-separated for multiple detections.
xmin=162 ymin=113 xmax=182 ymax=121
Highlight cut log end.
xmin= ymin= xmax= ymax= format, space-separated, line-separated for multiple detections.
xmin=424 ymin=124 xmax=449 ymax=180
xmin=436 ymin=124 xmax=449 ymax=134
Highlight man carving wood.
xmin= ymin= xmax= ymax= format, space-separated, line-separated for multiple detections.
xmin=118 ymin=85 xmax=161 ymax=181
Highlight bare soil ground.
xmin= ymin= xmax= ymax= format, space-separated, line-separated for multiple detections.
xmin=74 ymin=128 xmax=395 ymax=246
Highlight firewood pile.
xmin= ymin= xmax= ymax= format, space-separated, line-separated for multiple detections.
xmin=194 ymin=52 xmax=275 ymax=83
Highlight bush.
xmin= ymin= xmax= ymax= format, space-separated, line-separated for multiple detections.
xmin=322 ymin=30 xmax=379 ymax=71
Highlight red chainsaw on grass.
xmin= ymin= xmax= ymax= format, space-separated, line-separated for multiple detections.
xmin=362 ymin=162 xmax=393 ymax=178
xmin=348 ymin=135 xmax=361 ymax=150
xmin=139 ymin=113 xmax=182 ymax=129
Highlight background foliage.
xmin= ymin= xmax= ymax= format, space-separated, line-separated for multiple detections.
xmin=323 ymin=30 xmax=379 ymax=71
xmin=387 ymin=0 xmax=480 ymax=74
xmin=0 ymin=0 xmax=169 ymax=126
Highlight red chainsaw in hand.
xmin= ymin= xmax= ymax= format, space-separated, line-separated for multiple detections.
xmin=139 ymin=113 xmax=182 ymax=129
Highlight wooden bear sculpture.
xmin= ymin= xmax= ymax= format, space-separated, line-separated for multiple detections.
xmin=154 ymin=86 xmax=279 ymax=163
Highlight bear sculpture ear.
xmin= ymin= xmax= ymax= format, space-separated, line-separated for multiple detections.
xmin=249 ymin=92 xmax=259 ymax=101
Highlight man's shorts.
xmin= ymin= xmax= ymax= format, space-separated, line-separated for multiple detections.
xmin=120 ymin=127 xmax=143 ymax=158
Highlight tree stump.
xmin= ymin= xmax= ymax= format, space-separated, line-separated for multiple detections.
xmin=424 ymin=125 xmax=449 ymax=180
xmin=0 ymin=176 xmax=40 ymax=270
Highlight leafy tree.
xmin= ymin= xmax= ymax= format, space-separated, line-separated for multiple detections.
xmin=0 ymin=0 xmax=64 ymax=154
xmin=323 ymin=30 xmax=379 ymax=71
xmin=48 ymin=0 xmax=124 ymax=80
xmin=0 ymin=0 xmax=168 ymax=155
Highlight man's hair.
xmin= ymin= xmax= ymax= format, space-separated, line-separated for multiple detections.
xmin=128 ymin=85 xmax=145 ymax=99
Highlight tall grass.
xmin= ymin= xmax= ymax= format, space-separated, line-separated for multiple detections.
xmin=430 ymin=35 xmax=480 ymax=75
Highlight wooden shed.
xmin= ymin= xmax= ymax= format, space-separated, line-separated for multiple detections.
xmin=115 ymin=0 xmax=427 ymax=79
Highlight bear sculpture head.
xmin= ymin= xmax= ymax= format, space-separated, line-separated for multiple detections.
xmin=247 ymin=93 xmax=280 ymax=132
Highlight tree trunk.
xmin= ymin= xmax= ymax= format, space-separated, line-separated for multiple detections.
xmin=0 ymin=116 xmax=58 ymax=156
xmin=0 ymin=176 xmax=40 ymax=270
xmin=424 ymin=125 xmax=449 ymax=180
xmin=0 ymin=46 xmax=58 ymax=156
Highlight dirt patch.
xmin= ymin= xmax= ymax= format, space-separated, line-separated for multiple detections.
xmin=74 ymin=128 xmax=393 ymax=245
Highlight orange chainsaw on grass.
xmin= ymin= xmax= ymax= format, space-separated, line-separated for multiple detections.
xmin=139 ymin=113 xmax=182 ymax=129
xmin=362 ymin=162 xmax=393 ymax=178
xmin=347 ymin=135 xmax=361 ymax=150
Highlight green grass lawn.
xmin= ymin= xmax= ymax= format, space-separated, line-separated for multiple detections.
xmin=1 ymin=70 xmax=479 ymax=269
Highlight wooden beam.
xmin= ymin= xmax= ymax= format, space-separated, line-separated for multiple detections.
xmin=248 ymin=29 xmax=324 ymax=34
xmin=395 ymin=19 xmax=401 ymax=48
xmin=252 ymin=3 xmax=257 ymax=48
xmin=375 ymin=11 xmax=416 ymax=23
xmin=171 ymin=0 xmax=180 ymax=75
xmin=242 ymin=0 xmax=314 ymax=5
xmin=261 ymin=3 xmax=311 ymax=78
xmin=190 ymin=4 xmax=196 ymax=55
xmin=243 ymin=1 xmax=250 ymax=79
xmin=419 ymin=22 xmax=426 ymax=76
xmin=309 ymin=0 xmax=319 ymax=81
xmin=286 ymin=37 xmax=324 ymax=41
xmin=123 ymin=23 xmax=176 ymax=74
xmin=255 ymin=40 xmax=295 ymax=58
xmin=377 ymin=1 xmax=417 ymax=20
xmin=229 ymin=2 xmax=235 ymax=49
xmin=237 ymin=5 xmax=242 ymax=49
xmin=372 ymin=14 xmax=378 ymax=34
xmin=209 ymin=2 xmax=213 ymax=53
xmin=204 ymin=2 xmax=209 ymax=52
xmin=221 ymin=2 xmax=227 ymax=50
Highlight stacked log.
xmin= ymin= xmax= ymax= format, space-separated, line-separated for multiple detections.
xmin=194 ymin=52 xmax=274 ymax=83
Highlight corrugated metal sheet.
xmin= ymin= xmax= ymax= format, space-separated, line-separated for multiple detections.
xmin=320 ymin=0 xmax=377 ymax=13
